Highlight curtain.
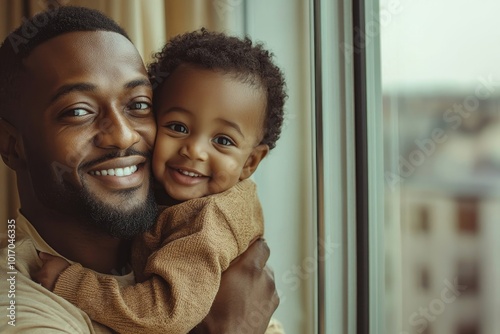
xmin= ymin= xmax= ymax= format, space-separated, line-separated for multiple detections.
xmin=0 ymin=0 xmax=230 ymax=229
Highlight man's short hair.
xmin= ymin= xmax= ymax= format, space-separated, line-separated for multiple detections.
xmin=0 ymin=6 xmax=130 ymax=121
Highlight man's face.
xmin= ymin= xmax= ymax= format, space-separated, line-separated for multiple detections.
xmin=16 ymin=31 xmax=157 ymax=237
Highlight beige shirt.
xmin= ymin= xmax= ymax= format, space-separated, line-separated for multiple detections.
xmin=0 ymin=214 xmax=134 ymax=333
xmin=0 ymin=210 xmax=285 ymax=333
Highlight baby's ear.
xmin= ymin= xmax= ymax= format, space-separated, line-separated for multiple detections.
xmin=240 ymin=144 xmax=269 ymax=180
xmin=0 ymin=119 xmax=26 ymax=170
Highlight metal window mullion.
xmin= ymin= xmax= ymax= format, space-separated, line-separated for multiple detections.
xmin=363 ymin=0 xmax=386 ymax=333
xmin=352 ymin=0 xmax=370 ymax=333
xmin=314 ymin=0 xmax=358 ymax=334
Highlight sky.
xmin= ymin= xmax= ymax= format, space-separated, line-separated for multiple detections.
xmin=380 ymin=0 xmax=500 ymax=89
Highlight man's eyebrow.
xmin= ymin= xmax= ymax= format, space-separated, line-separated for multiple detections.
xmin=50 ymin=79 xmax=152 ymax=104
xmin=125 ymin=79 xmax=152 ymax=89
xmin=50 ymin=83 xmax=96 ymax=103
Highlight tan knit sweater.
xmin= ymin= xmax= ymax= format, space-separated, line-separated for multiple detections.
xmin=53 ymin=179 xmax=266 ymax=334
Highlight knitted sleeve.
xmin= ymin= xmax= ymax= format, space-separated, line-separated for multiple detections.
xmin=53 ymin=180 xmax=264 ymax=334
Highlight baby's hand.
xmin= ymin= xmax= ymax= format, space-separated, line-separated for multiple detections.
xmin=33 ymin=252 xmax=70 ymax=291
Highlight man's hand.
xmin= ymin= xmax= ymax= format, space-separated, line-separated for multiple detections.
xmin=190 ymin=238 xmax=279 ymax=334
xmin=32 ymin=252 xmax=70 ymax=291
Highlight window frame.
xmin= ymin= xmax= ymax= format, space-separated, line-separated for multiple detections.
xmin=314 ymin=0 xmax=385 ymax=333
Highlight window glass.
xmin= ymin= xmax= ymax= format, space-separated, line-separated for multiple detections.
xmin=381 ymin=1 xmax=500 ymax=333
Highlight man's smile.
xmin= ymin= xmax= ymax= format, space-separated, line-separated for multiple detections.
xmin=85 ymin=156 xmax=148 ymax=190
xmin=89 ymin=165 xmax=138 ymax=176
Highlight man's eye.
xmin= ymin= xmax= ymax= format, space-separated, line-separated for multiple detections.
xmin=167 ymin=123 xmax=188 ymax=133
xmin=130 ymin=102 xmax=151 ymax=110
xmin=65 ymin=108 xmax=89 ymax=117
xmin=213 ymin=136 xmax=235 ymax=146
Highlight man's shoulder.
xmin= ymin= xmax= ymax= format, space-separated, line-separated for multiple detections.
xmin=0 ymin=227 xmax=111 ymax=333
xmin=0 ymin=255 xmax=99 ymax=333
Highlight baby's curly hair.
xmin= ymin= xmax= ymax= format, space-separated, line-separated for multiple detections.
xmin=148 ymin=29 xmax=287 ymax=150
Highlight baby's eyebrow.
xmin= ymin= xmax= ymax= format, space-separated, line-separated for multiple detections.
xmin=159 ymin=107 xmax=190 ymax=120
xmin=160 ymin=108 xmax=245 ymax=138
xmin=164 ymin=107 xmax=191 ymax=114
xmin=216 ymin=118 xmax=244 ymax=138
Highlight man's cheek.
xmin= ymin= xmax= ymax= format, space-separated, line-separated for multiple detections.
xmin=49 ymin=150 xmax=84 ymax=184
xmin=139 ymin=122 xmax=157 ymax=147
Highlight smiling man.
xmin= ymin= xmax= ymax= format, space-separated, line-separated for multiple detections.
xmin=0 ymin=6 xmax=277 ymax=333
xmin=17 ymin=28 xmax=158 ymax=247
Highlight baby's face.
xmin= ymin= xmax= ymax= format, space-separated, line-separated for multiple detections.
xmin=152 ymin=65 xmax=269 ymax=201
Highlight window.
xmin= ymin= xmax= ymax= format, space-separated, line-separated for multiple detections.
xmin=419 ymin=266 xmax=430 ymax=291
xmin=376 ymin=0 xmax=500 ymax=333
xmin=416 ymin=206 xmax=430 ymax=233
xmin=456 ymin=260 xmax=480 ymax=295
xmin=456 ymin=321 xmax=481 ymax=334
xmin=456 ymin=197 xmax=479 ymax=234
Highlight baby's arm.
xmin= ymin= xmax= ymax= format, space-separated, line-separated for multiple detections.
xmin=35 ymin=250 xmax=284 ymax=334
xmin=47 ymin=181 xmax=264 ymax=334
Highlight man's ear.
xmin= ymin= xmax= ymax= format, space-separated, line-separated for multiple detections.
xmin=0 ymin=119 xmax=25 ymax=170
xmin=240 ymin=144 xmax=270 ymax=180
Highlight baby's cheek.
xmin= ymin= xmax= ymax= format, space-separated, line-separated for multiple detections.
xmin=151 ymin=147 xmax=166 ymax=181
xmin=213 ymin=162 xmax=241 ymax=190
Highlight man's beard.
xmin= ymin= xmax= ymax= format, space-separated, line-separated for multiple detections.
xmin=75 ymin=181 xmax=158 ymax=239
xmin=33 ymin=166 xmax=158 ymax=239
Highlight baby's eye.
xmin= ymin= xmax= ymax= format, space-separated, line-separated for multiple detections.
xmin=167 ymin=123 xmax=188 ymax=133
xmin=213 ymin=136 xmax=235 ymax=146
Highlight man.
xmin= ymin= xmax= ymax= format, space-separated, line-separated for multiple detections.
xmin=0 ymin=6 xmax=278 ymax=333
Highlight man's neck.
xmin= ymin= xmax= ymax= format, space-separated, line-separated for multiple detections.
xmin=22 ymin=208 xmax=131 ymax=274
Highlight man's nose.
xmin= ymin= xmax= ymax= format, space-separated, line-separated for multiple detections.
xmin=179 ymin=138 xmax=209 ymax=161
xmin=94 ymin=110 xmax=141 ymax=150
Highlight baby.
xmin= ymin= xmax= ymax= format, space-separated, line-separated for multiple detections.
xmin=36 ymin=29 xmax=286 ymax=334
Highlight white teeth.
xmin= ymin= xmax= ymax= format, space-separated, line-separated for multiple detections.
xmin=179 ymin=169 xmax=202 ymax=177
xmin=89 ymin=165 xmax=138 ymax=177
